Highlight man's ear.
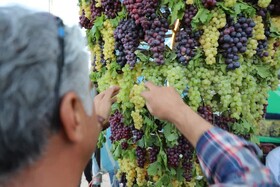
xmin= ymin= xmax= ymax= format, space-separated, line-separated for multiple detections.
xmin=59 ymin=92 xmax=83 ymax=143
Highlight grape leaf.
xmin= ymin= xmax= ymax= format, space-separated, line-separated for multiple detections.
xmin=90 ymin=16 xmax=104 ymax=41
xmin=256 ymin=65 xmax=271 ymax=79
xmin=176 ymin=167 xmax=185 ymax=182
xmin=112 ymin=143 xmax=121 ymax=159
xmin=156 ymin=174 xmax=170 ymax=186
xmin=137 ymin=137 xmax=145 ymax=148
xmin=233 ymin=2 xmax=256 ymax=18
xmin=135 ymin=50 xmax=149 ymax=62
xmin=147 ymin=162 xmax=162 ymax=176
xmin=170 ymin=1 xmax=185 ymax=24
xmin=191 ymin=8 xmax=213 ymax=30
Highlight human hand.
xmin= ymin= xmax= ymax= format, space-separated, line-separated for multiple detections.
xmin=94 ymin=86 xmax=120 ymax=129
xmin=141 ymin=82 xmax=186 ymax=123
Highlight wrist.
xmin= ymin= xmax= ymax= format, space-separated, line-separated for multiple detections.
xmin=97 ymin=115 xmax=109 ymax=131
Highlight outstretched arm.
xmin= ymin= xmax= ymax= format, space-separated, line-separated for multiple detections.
xmin=141 ymin=82 xmax=276 ymax=186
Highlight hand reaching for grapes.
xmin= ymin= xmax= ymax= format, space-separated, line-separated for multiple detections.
xmin=94 ymin=86 xmax=120 ymax=129
xmin=141 ymin=82 xmax=213 ymax=146
xmin=141 ymin=82 xmax=186 ymax=122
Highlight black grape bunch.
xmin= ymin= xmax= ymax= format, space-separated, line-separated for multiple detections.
xmin=219 ymin=16 xmax=256 ymax=70
xmin=114 ymin=19 xmax=144 ymax=67
xmin=101 ymin=0 xmax=122 ymax=19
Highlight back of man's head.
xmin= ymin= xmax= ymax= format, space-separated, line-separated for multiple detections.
xmin=0 ymin=6 xmax=92 ymax=182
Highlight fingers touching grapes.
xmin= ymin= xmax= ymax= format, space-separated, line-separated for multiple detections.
xmin=94 ymin=86 xmax=120 ymax=121
xmin=141 ymin=82 xmax=186 ymax=122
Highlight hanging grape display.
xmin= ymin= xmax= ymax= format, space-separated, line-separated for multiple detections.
xmin=78 ymin=0 xmax=280 ymax=186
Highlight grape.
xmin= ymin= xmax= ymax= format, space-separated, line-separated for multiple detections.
xmin=121 ymin=142 xmax=129 ymax=150
xmin=148 ymin=146 xmax=159 ymax=163
xmin=200 ymin=9 xmax=226 ymax=65
xmin=175 ymin=29 xmax=201 ymax=65
xmin=144 ymin=16 xmax=169 ymax=65
xmin=186 ymin=0 xmax=194 ymax=5
xmin=118 ymin=158 xmax=137 ymax=187
xmin=166 ymin=147 xmax=180 ymax=168
xmin=136 ymin=146 xmax=146 ymax=168
xmin=123 ymin=0 xmax=158 ymax=30
xmin=79 ymin=10 xmax=93 ymax=29
xmin=219 ymin=16 xmax=255 ymax=70
xmin=101 ymin=0 xmax=121 ymax=19
xmin=224 ymin=0 xmax=237 ymax=7
xmin=101 ymin=20 xmax=116 ymax=62
xmin=182 ymin=5 xmax=197 ymax=28
xmin=136 ymin=167 xmax=147 ymax=186
xmin=202 ymin=0 xmax=217 ymax=9
xmin=91 ymin=0 xmax=102 ymax=22
xmin=132 ymin=128 xmax=144 ymax=143
xmin=198 ymin=106 xmax=213 ymax=123
xmin=258 ymin=0 xmax=272 ymax=8
xmin=114 ymin=19 xmax=144 ymax=67
xmin=109 ymin=111 xmax=132 ymax=142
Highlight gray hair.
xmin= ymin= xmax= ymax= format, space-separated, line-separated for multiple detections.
xmin=0 ymin=6 xmax=92 ymax=181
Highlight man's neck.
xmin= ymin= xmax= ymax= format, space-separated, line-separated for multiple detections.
xmin=3 ymin=136 xmax=86 ymax=187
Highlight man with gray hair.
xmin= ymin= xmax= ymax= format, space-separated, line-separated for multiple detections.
xmin=0 ymin=6 xmax=119 ymax=187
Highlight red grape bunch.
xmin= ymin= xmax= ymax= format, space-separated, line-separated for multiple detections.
xmin=109 ymin=111 xmax=133 ymax=142
xmin=123 ymin=0 xmax=158 ymax=30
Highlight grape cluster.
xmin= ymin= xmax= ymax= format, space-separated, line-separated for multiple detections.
xmin=202 ymin=0 xmax=217 ymax=9
xmin=219 ymin=16 xmax=256 ymax=70
xmin=101 ymin=0 xmax=121 ymax=19
xmin=109 ymin=111 xmax=132 ymax=142
xmin=182 ymin=5 xmax=197 ymax=28
xmin=258 ymin=0 xmax=272 ymax=8
xmin=79 ymin=10 xmax=93 ymax=29
xmin=175 ymin=29 xmax=201 ymax=65
xmin=132 ymin=128 xmax=144 ymax=143
xmin=257 ymin=40 xmax=269 ymax=57
xmin=123 ymin=0 xmax=158 ymax=30
xmin=114 ymin=19 xmax=144 ymax=67
xmin=144 ymin=16 xmax=169 ymax=65
xmin=148 ymin=146 xmax=159 ymax=163
xmin=101 ymin=20 xmax=116 ymax=62
xmin=198 ymin=106 xmax=213 ymax=123
xmin=117 ymin=158 xmax=137 ymax=187
xmin=200 ymin=9 xmax=226 ymax=65
xmin=166 ymin=147 xmax=180 ymax=167
xmin=166 ymin=136 xmax=194 ymax=169
xmin=224 ymin=0 xmax=237 ymax=7
xmin=136 ymin=167 xmax=147 ymax=186
xmin=136 ymin=146 xmax=146 ymax=168
xmin=121 ymin=142 xmax=129 ymax=150
xmin=214 ymin=115 xmax=236 ymax=131
xmin=90 ymin=0 xmax=102 ymax=22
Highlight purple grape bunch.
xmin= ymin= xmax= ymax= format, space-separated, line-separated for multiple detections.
xmin=219 ymin=16 xmax=256 ymax=70
xmin=136 ymin=146 xmax=146 ymax=168
xmin=79 ymin=10 xmax=93 ymax=29
xmin=175 ymin=29 xmax=201 ymax=65
xmin=182 ymin=5 xmax=198 ymax=28
xmin=101 ymin=0 xmax=121 ymax=19
xmin=123 ymin=0 xmax=158 ymax=30
xmin=109 ymin=111 xmax=132 ymax=142
xmin=144 ymin=16 xmax=169 ymax=65
xmin=148 ymin=146 xmax=159 ymax=163
xmin=114 ymin=19 xmax=144 ymax=67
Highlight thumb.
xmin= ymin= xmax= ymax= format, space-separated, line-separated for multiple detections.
xmin=140 ymin=90 xmax=150 ymax=100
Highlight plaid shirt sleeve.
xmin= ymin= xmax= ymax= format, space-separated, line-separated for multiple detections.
xmin=196 ymin=127 xmax=278 ymax=186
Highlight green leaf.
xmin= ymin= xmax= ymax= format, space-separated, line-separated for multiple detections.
xmin=135 ymin=50 xmax=149 ymax=62
xmin=157 ymin=174 xmax=170 ymax=186
xmin=191 ymin=8 xmax=213 ymax=29
xmin=233 ymin=2 xmax=256 ymax=18
xmin=159 ymin=150 xmax=168 ymax=169
xmin=170 ymin=1 xmax=185 ymax=24
xmin=137 ymin=137 xmax=145 ymax=148
xmin=256 ymin=65 xmax=271 ymax=78
xmin=112 ymin=144 xmax=121 ymax=159
xmin=176 ymin=168 xmax=185 ymax=182
xmin=170 ymin=168 xmax=176 ymax=176
xmin=166 ymin=133 xmax=179 ymax=142
xmin=147 ymin=162 xmax=162 ymax=176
